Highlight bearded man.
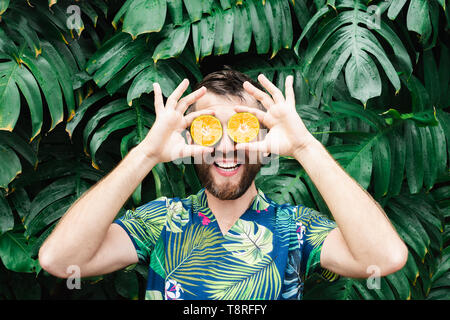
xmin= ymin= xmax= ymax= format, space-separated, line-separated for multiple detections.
xmin=39 ymin=68 xmax=408 ymax=300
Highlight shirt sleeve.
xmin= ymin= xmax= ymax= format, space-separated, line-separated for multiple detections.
xmin=294 ymin=205 xmax=339 ymax=282
xmin=114 ymin=197 xmax=168 ymax=264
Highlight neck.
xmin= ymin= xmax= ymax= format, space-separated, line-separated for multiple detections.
xmin=205 ymin=183 xmax=258 ymax=234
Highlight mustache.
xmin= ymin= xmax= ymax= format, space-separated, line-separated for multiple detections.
xmin=196 ymin=149 xmax=261 ymax=165
xmin=212 ymin=150 xmax=246 ymax=162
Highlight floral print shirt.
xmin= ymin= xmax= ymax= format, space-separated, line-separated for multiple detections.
xmin=114 ymin=188 xmax=338 ymax=300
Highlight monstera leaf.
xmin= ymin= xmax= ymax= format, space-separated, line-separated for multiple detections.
xmin=223 ymin=220 xmax=273 ymax=265
xmin=386 ymin=0 xmax=445 ymax=48
xmin=294 ymin=0 xmax=413 ymax=106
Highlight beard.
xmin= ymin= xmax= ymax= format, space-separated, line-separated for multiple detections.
xmin=194 ymin=151 xmax=262 ymax=200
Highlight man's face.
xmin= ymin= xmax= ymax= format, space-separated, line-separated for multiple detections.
xmin=190 ymin=92 xmax=263 ymax=200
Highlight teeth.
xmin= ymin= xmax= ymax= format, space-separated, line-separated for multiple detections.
xmin=218 ymin=166 xmax=238 ymax=171
xmin=215 ymin=162 xmax=239 ymax=169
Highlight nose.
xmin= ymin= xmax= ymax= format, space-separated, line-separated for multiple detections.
xmin=215 ymin=127 xmax=236 ymax=157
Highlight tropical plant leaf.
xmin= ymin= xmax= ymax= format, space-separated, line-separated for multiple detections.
xmin=204 ymin=254 xmax=282 ymax=300
xmin=0 ymin=231 xmax=40 ymax=273
xmin=223 ymin=220 xmax=273 ymax=265
xmin=165 ymin=224 xmax=226 ymax=291
xmin=294 ymin=0 xmax=412 ymax=106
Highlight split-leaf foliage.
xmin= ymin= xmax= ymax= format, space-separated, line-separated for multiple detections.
xmin=0 ymin=0 xmax=449 ymax=300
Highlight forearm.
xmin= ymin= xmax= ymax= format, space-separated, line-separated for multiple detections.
xmin=39 ymin=144 xmax=158 ymax=268
xmin=293 ymin=138 xmax=406 ymax=266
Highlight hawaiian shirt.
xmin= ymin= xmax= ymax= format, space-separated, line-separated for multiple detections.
xmin=114 ymin=188 xmax=338 ymax=300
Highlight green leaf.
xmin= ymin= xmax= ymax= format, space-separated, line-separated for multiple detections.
xmin=423 ymin=50 xmax=440 ymax=107
xmin=25 ymin=195 xmax=76 ymax=237
xmin=385 ymin=269 xmax=411 ymax=300
xmin=0 ymin=131 xmax=38 ymax=167
xmin=328 ymin=140 xmax=374 ymax=190
xmin=167 ymin=0 xmax=183 ymax=25
xmin=247 ymin=0 xmax=270 ymax=55
xmin=0 ymin=144 xmax=21 ymax=189
xmin=105 ymin=51 xmax=153 ymax=95
xmin=420 ymin=126 xmax=437 ymax=191
xmin=114 ymin=270 xmax=139 ymax=299
xmin=387 ymin=127 xmax=406 ymax=196
xmin=388 ymin=199 xmax=430 ymax=259
xmin=149 ymin=234 xmax=165 ymax=278
xmin=204 ymin=254 xmax=281 ymax=300
xmin=232 ymin=3 xmax=252 ymax=55
xmin=0 ymin=231 xmax=39 ymax=273
xmin=82 ymin=99 xmax=129 ymax=151
xmin=8 ymin=187 xmax=30 ymax=220
xmin=213 ymin=4 xmax=234 ymax=56
xmin=127 ymin=61 xmax=181 ymax=105
xmin=404 ymin=120 xmax=424 ymax=194
xmin=0 ymin=193 xmax=13 ymax=235
xmin=89 ymin=110 xmax=136 ymax=166
xmin=0 ymin=0 xmax=10 ymax=15
xmin=429 ymin=121 xmax=447 ymax=177
xmin=111 ymin=0 xmax=133 ymax=29
xmin=85 ymin=32 xmax=132 ymax=75
xmin=183 ymin=0 xmax=203 ymax=22
xmin=0 ymin=58 xmax=43 ymax=139
xmin=438 ymin=44 xmax=450 ymax=109
xmin=407 ymin=0 xmax=431 ymax=43
xmin=65 ymin=91 xmax=109 ymax=138
xmin=279 ymin=0 xmax=293 ymax=49
xmin=24 ymin=177 xmax=76 ymax=227
xmin=20 ymin=49 xmax=64 ymax=131
xmin=297 ymin=3 xmax=408 ymax=106
xmin=93 ymin=37 xmax=147 ymax=88
xmin=388 ymin=0 xmax=408 ymax=20
xmin=0 ymin=64 xmax=20 ymax=131
xmin=344 ymin=50 xmax=381 ymax=107
xmin=263 ymin=0 xmax=282 ymax=58
xmin=372 ymin=134 xmax=391 ymax=198
xmin=192 ymin=14 xmax=216 ymax=61
xmin=152 ymin=24 xmax=191 ymax=62
xmin=223 ymin=220 xmax=273 ymax=265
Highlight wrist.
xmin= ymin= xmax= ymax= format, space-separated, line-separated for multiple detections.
xmin=132 ymin=142 xmax=160 ymax=167
xmin=292 ymin=136 xmax=322 ymax=161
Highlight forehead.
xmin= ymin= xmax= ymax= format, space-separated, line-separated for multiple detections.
xmin=193 ymin=92 xmax=259 ymax=119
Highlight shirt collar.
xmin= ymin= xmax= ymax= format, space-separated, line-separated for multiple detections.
xmin=195 ymin=187 xmax=271 ymax=213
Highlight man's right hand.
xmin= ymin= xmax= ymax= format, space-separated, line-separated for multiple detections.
xmin=38 ymin=78 xmax=214 ymax=279
xmin=138 ymin=79 xmax=214 ymax=163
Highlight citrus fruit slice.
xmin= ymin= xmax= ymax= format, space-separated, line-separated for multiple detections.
xmin=227 ymin=112 xmax=260 ymax=144
xmin=190 ymin=115 xmax=223 ymax=147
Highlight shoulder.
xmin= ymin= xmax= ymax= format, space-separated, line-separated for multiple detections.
xmin=135 ymin=194 xmax=194 ymax=214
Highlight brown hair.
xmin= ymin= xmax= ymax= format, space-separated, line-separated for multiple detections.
xmin=188 ymin=66 xmax=266 ymax=113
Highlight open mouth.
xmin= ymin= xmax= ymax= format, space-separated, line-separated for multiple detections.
xmin=213 ymin=162 xmax=241 ymax=171
xmin=213 ymin=161 xmax=242 ymax=176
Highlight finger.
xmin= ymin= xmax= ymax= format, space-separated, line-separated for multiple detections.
xmin=285 ymin=75 xmax=295 ymax=106
xmin=176 ymin=86 xmax=207 ymax=113
xmin=233 ymin=105 xmax=273 ymax=129
xmin=184 ymin=109 xmax=216 ymax=127
xmin=236 ymin=140 xmax=270 ymax=154
xmin=153 ymin=83 xmax=164 ymax=114
xmin=257 ymin=74 xmax=285 ymax=104
xmin=166 ymin=79 xmax=190 ymax=109
xmin=243 ymin=81 xmax=274 ymax=110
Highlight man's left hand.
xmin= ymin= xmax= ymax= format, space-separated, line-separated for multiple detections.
xmin=234 ymin=74 xmax=317 ymax=157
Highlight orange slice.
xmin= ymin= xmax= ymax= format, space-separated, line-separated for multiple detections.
xmin=190 ymin=115 xmax=223 ymax=147
xmin=227 ymin=112 xmax=260 ymax=144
